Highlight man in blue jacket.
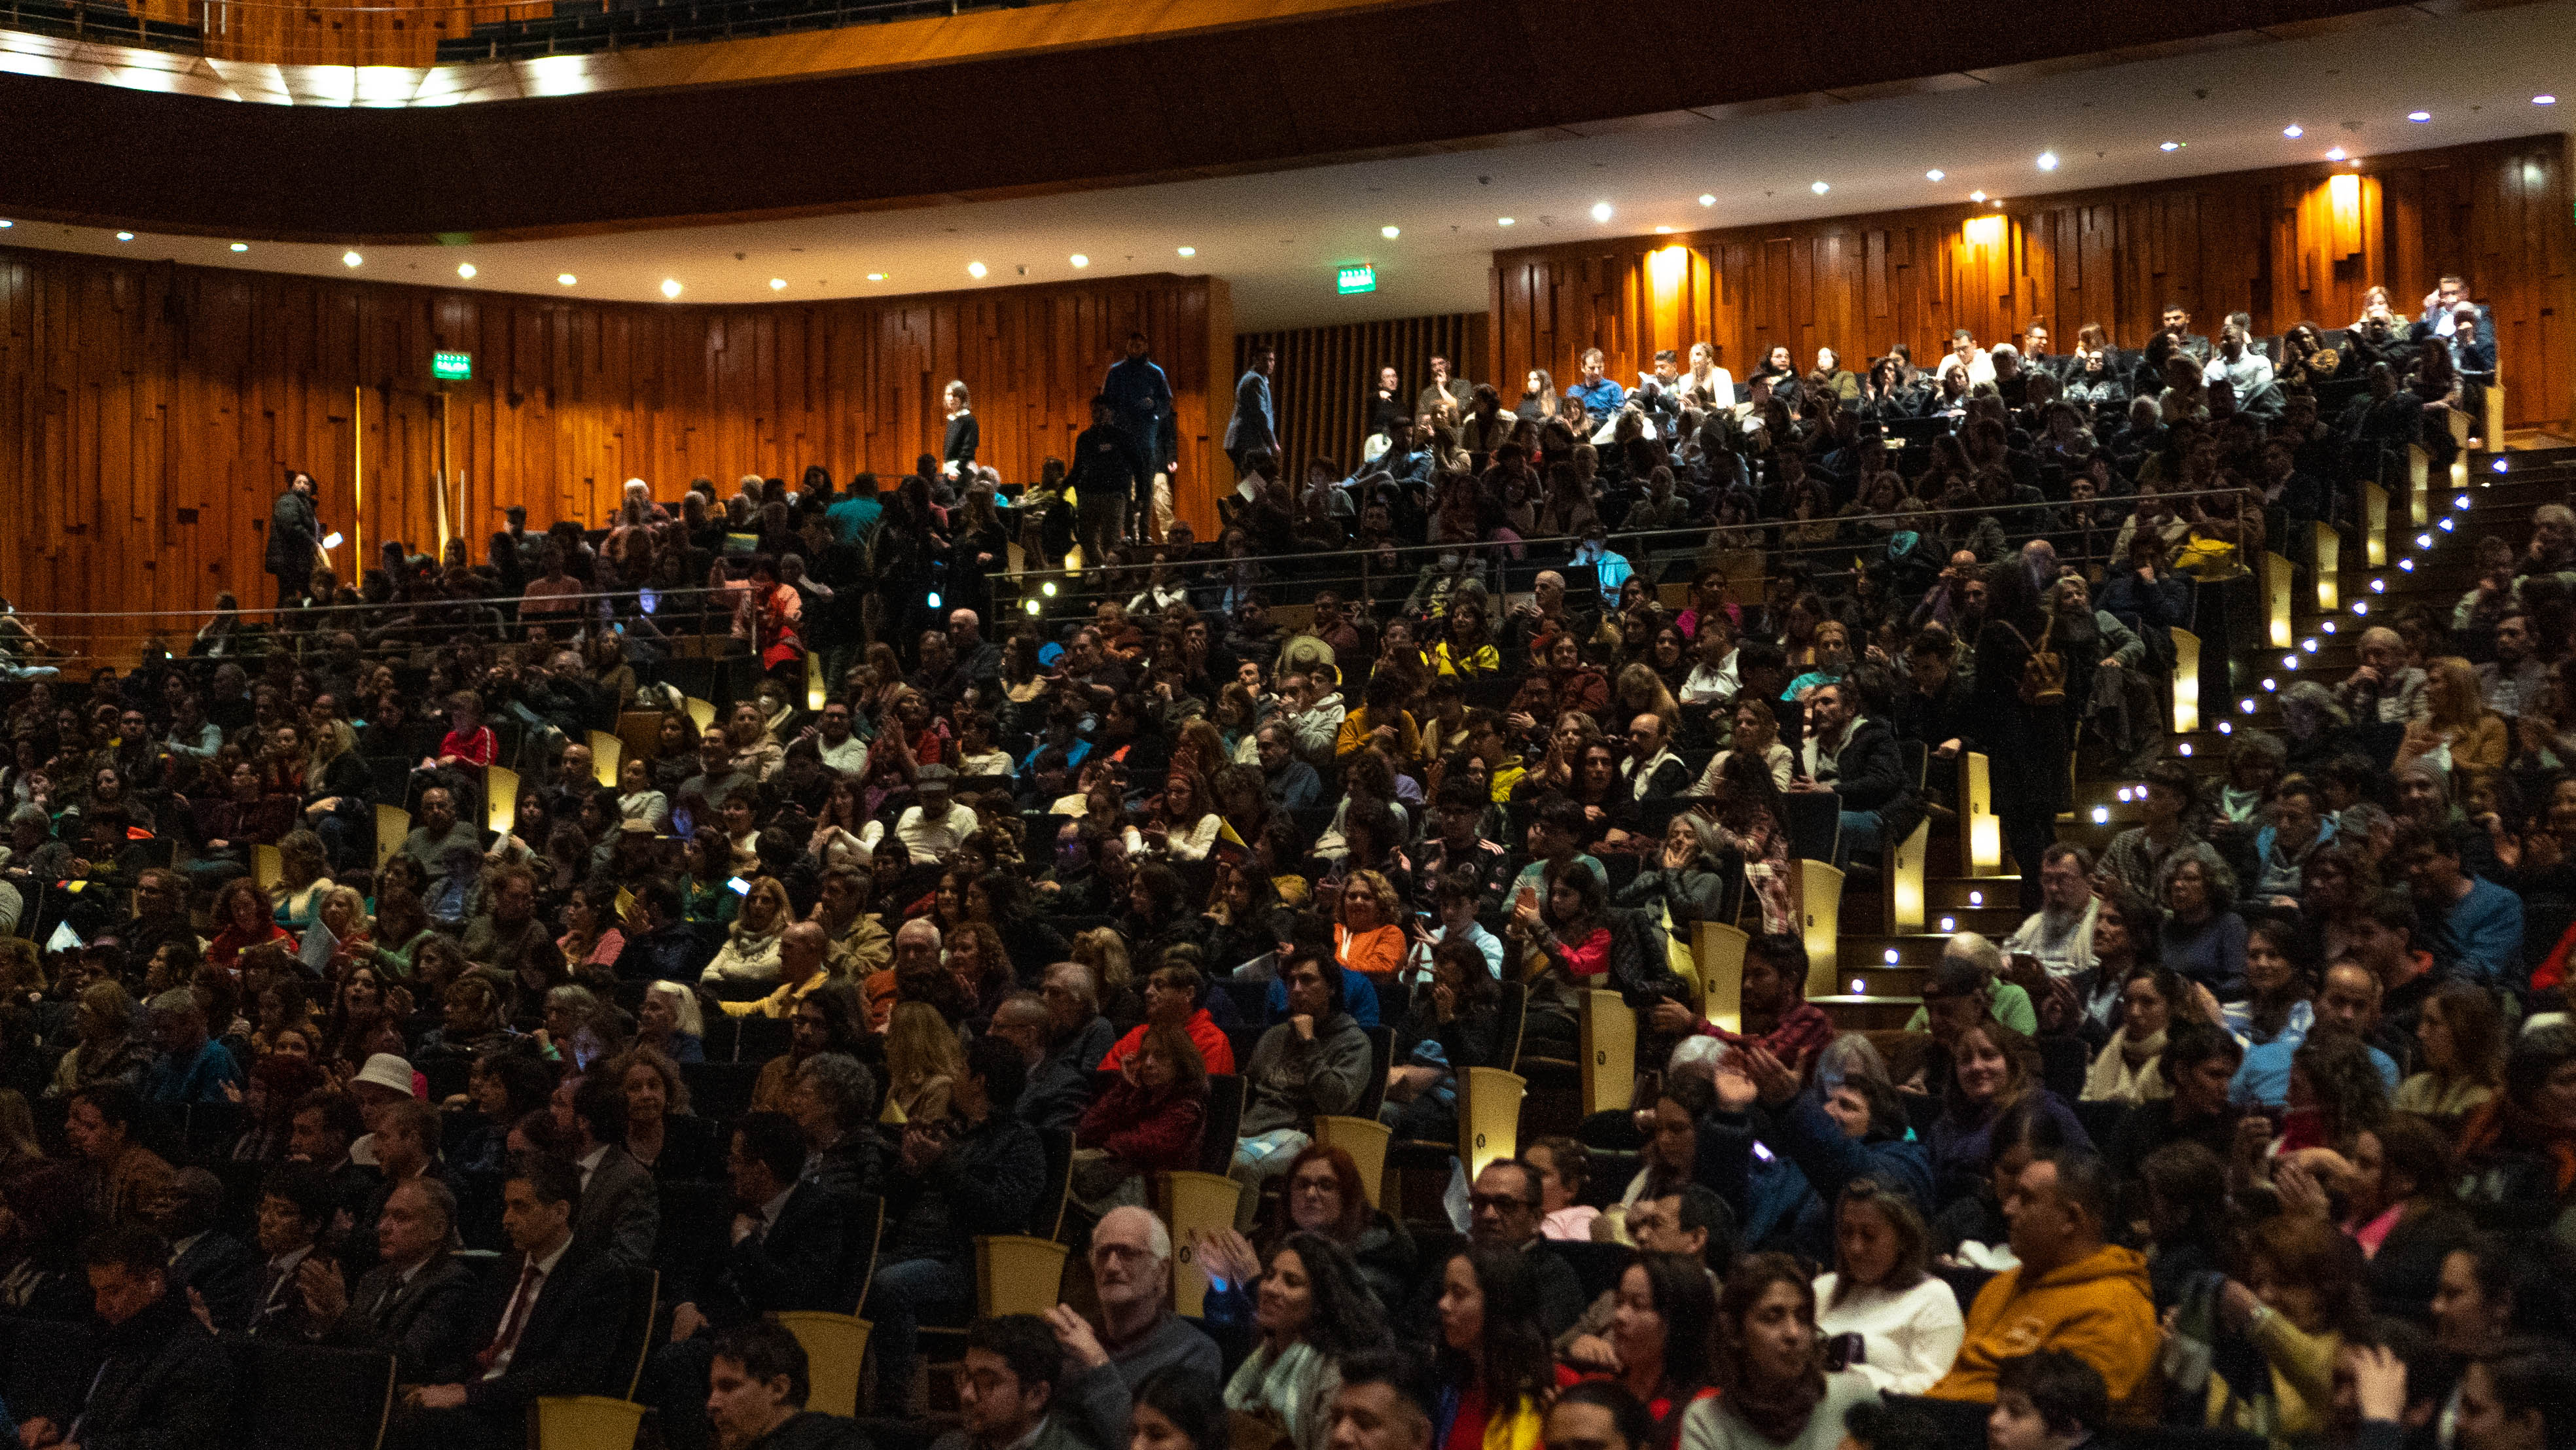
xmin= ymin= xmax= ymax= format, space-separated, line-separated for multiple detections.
xmin=1223 ymin=347 xmax=1277 ymax=476
xmin=1696 ymin=1041 xmax=1933 ymax=1263
xmin=1101 ymin=332 xmax=1176 ymax=542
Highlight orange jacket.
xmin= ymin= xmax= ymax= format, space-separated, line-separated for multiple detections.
xmin=1928 ymin=1243 xmax=2160 ymax=1421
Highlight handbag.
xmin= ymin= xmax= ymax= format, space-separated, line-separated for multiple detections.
xmin=2005 ymin=622 xmax=2066 ymax=707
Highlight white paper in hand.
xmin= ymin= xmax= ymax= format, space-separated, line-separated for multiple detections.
xmin=299 ymin=919 xmax=338 ymax=973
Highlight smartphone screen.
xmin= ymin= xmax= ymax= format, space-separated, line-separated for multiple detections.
xmin=728 ymin=875 xmax=751 ymax=895
xmin=639 ymin=589 xmax=659 ymax=614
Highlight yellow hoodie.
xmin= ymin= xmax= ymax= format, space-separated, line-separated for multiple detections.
xmin=1927 ymin=1243 xmax=2160 ymax=1421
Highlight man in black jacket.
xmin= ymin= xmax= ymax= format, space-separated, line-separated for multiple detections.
xmin=394 ymin=1154 xmax=627 ymax=1450
xmin=1069 ymin=396 xmax=1145 ymax=571
xmin=308 ymin=1177 xmax=480 ymax=1383
xmin=1793 ymin=677 xmax=1918 ymax=868
xmin=705 ymin=1319 xmax=872 ymax=1450
xmin=154 ymin=1167 xmax=258 ymax=1334
xmin=651 ymin=1112 xmax=857 ymax=1450
xmin=17 ymin=1226 xmax=234 ymax=1450
xmin=266 ymin=470 xmax=323 ymax=610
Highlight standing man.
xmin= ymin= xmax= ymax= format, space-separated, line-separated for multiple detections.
xmin=1101 ymin=332 xmax=1177 ymax=544
xmin=1224 ymin=345 xmax=1278 ymax=479
xmin=1416 ymin=355 xmax=1472 ymax=430
xmin=266 ymin=469 xmax=324 ymax=610
xmin=1069 ymin=397 xmax=1146 ymax=571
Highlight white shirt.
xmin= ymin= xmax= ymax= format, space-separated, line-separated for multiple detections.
xmin=858 ymin=801 xmax=980 ymax=860
xmin=1812 ymin=1274 xmax=1966 ymax=1396
xmin=1680 ymin=654 xmax=1738 ymax=706
xmin=1627 ymin=749 xmax=1683 ymax=801
xmin=484 ymin=1235 xmax=573 ymax=1380
xmin=817 ymin=734 xmax=869 ymax=776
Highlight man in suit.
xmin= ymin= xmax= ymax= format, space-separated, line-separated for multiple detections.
xmin=929 ymin=1315 xmax=1125 ymax=1450
xmin=705 ymin=1318 xmax=872 ymax=1450
xmin=14 ymin=1226 xmax=234 ymax=1450
xmin=307 ymin=1176 xmax=480 ymax=1382
xmin=1223 ymin=346 xmax=1277 ymax=477
xmin=649 ymin=1112 xmax=857 ymax=1450
xmin=243 ymin=1161 xmax=337 ymax=1339
xmin=567 ymin=1069 xmax=658 ymax=1271
xmin=394 ymin=1154 xmax=627 ymax=1450
xmin=266 ymin=469 xmax=323 ymax=610
xmin=152 ymin=1167 xmax=258 ymax=1334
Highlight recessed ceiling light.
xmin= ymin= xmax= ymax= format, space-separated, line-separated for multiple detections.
xmin=116 ymin=232 xmax=135 ymax=241
xmin=1925 ymin=169 xmax=1944 ymax=181
xmin=1969 ymin=190 xmax=1988 ymax=202
xmin=1590 ymin=202 xmax=1613 ymax=222
xmin=967 ymin=262 xmax=987 ymax=279
xmin=1069 ymin=253 xmax=1090 ymax=268
xmin=1495 ymin=218 xmax=1514 ymax=227
xmin=2539 ymin=94 xmax=2559 ymax=105
xmin=1810 ymin=181 xmax=1830 ymax=194
xmin=768 ymin=278 xmax=786 ymax=291
xmin=1380 ymin=226 xmax=1399 ymax=239
xmin=1176 ymin=247 xmax=1196 ymax=257
xmin=457 ymin=263 xmax=476 ymax=279
xmin=342 ymin=250 xmax=361 ymax=266
xmin=557 ymin=273 xmax=577 ymax=286
xmin=867 ymin=272 xmax=886 ymax=281
xmin=2035 ymin=152 xmax=2059 ymax=171
xmin=1654 ymin=226 xmax=1672 ymax=234
xmin=2326 ymin=146 xmax=2348 ymax=160
xmin=2283 ymin=124 xmax=2304 ymax=137
xmin=660 ymin=278 xmax=681 ymax=298
xmin=2159 ymin=141 xmax=2181 ymax=152
xmin=1697 ymin=194 xmax=1715 ymax=206
xmin=2408 ymin=111 xmax=2431 ymax=122
xmin=0 ymin=220 xmax=13 ymax=228
xmin=229 ymin=243 xmax=247 ymax=252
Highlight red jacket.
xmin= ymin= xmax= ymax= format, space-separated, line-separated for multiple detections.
xmin=1098 ymin=1008 xmax=1236 ymax=1076
xmin=1076 ymin=1080 xmax=1207 ymax=1173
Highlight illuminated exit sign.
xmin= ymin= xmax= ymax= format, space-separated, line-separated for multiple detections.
xmin=432 ymin=351 xmax=473 ymax=380
xmin=1336 ymin=264 xmax=1376 ymax=295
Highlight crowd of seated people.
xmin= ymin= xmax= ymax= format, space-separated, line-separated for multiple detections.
xmin=0 ymin=279 xmax=2560 ymax=1450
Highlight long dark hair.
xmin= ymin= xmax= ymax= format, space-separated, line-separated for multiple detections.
xmin=1434 ymin=1247 xmax=1554 ymax=1415
xmin=1709 ymin=1253 xmax=1827 ymax=1443
xmin=1627 ymin=1251 xmax=1715 ymax=1426
xmin=1272 ymin=1232 xmax=1391 ymax=1360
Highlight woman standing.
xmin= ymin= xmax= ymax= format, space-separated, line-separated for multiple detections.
xmin=1224 ymin=1233 xmax=1393 ymax=1450
xmin=1810 ymin=1184 xmax=1962 ymax=1396
xmin=1972 ymin=559 xmax=2070 ymax=911
xmin=1680 ymin=1254 xmax=1880 ymax=1450
xmin=942 ymin=381 xmax=979 ymax=478
xmin=2395 ymin=980 xmax=2504 ymax=1119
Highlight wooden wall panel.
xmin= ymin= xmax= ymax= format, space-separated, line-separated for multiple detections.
xmin=1232 ymin=312 xmax=1488 ymax=482
xmin=1495 ymin=135 xmax=2574 ymax=433
xmin=0 ymin=247 xmax=1225 ymax=660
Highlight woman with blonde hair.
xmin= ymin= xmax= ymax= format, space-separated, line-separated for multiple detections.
xmin=1613 ymin=663 xmax=1681 ymax=739
xmin=884 ymin=1000 xmax=966 ymax=1126
xmin=317 ymin=886 xmax=372 ymax=975
xmin=50 ymin=980 xmax=147 ymax=1098
xmin=296 ymin=716 xmax=370 ymax=872
xmin=1073 ymin=927 xmax=1136 ymax=1003
xmin=269 ymin=828 xmax=334 ymax=932
xmin=2397 ymin=656 xmax=2507 ymax=785
xmin=702 ymin=875 xmax=791 ymax=998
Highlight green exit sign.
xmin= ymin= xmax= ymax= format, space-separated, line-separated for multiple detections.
xmin=432 ymin=351 xmax=473 ymax=380
xmin=1336 ymin=264 xmax=1376 ymax=295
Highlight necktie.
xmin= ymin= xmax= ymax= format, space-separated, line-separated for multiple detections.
xmin=476 ymin=1262 xmax=544 ymax=1376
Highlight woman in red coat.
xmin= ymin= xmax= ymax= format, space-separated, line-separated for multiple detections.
xmin=1072 ymin=1023 xmax=1209 ymax=1211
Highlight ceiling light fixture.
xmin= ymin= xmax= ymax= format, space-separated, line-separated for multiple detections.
xmin=341 ymin=250 xmax=361 ymax=266
xmin=1177 ymin=246 xmax=1196 ymax=256
xmin=457 ymin=263 xmax=476 ymax=279
xmin=2408 ymin=110 xmax=2431 ymax=122
xmin=1380 ymin=226 xmax=1399 ymax=239
xmin=557 ymin=273 xmax=577 ymax=286
xmin=2326 ymin=147 xmax=2348 ymax=160
xmin=1069 ymin=253 xmax=1090 ymax=268
xmin=2539 ymin=94 xmax=2559 ymax=105
xmin=1495 ymin=218 xmax=1514 ymax=227
xmin=1590 ymin=202 xmax=1613 ymax=223
xmin=866 ymin=272 xmax=886 ymax=281
xmin=1697 ymin=194 xmax=1714 ymax=206
xmin=116 ymin=232 xmax=134 ymax=241
xmin=967 ymin=262 xmax=987 ymax=279
xmin=1969 ymin=190 xmax=1988 ymax=202
xmin=660 ymin=278 xmax=681 ymax=298
xmin=229 ymin=243 xmax=247 ymax=252
xmin=2159 ymin=141 xmax=2181 ymax=151
xmin=2035 ymin=151 xmax=2059 ymax=171
xmin=0 ymin=221 xmax=12 ymax=228
xmin=768 ymin=278 xmax=786 ymax=291
xmin=2283 ymin=123 xmax=2304 ymax=137
xmin=1925 ymin=169 xmax=1944 ymax=181
xmin=1654 ymin=226 xmax=1672 ymax=234
xmin=1810 ymin=181 xmax=1829 ymax=194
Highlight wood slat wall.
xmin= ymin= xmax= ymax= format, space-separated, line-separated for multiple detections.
xmin=0 ymin=247 xmax=1228 ymax=656
xmin=1494 ymin=134 xmax=2573 ymax=431
xmin=1233 ymin=312 xmax=1488 ymax=482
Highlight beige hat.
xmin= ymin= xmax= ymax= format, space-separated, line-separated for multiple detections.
xmin=352 ymin=1052 xmax=416 ymax=1097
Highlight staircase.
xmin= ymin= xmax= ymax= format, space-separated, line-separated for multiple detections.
xmin=1814 ymin=429 xmax=2576 ymax=1033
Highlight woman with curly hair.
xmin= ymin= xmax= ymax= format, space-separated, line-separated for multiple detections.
xmin=2277 ymin=1029 xmax=2389 ymax=1157
xmin=206 ymin=877 xmax=291 ymax=976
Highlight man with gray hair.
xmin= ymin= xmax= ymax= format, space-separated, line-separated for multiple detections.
xmin=142 ymin=988 xmax=243 ymax=1105
xmin=789 ymin=1052 xmax=881 ymax=1198
xmin=1043 ymin=1205 xmax=1219 ymax=1390
xmin=990 ymin=990 xmax=1091 ymax=1135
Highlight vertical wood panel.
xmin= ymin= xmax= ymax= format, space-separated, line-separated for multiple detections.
xmin=1232 ymin=312 xmax=1486 ymax=481
xmin=1495 ymin=136 xmax=2571 ymax=438
xmin=0 ymin=251 xmax=1222 ymax=658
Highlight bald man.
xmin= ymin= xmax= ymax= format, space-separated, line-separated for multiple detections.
xmin=861 ymin=919 xmax=942 ymax=1031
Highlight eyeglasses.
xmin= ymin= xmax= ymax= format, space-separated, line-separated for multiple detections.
xmin=1468 ymin=1193 xmax=1535 ymax=1214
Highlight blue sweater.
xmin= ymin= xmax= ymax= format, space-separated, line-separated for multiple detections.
xmin=1697 ymin=1093 xmax=1934 ymax=1262
xmin=144 ymin=1038 xmax=244 ymax=1106
xmin=2438 ymin=877 xmax=2524 ymax=990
